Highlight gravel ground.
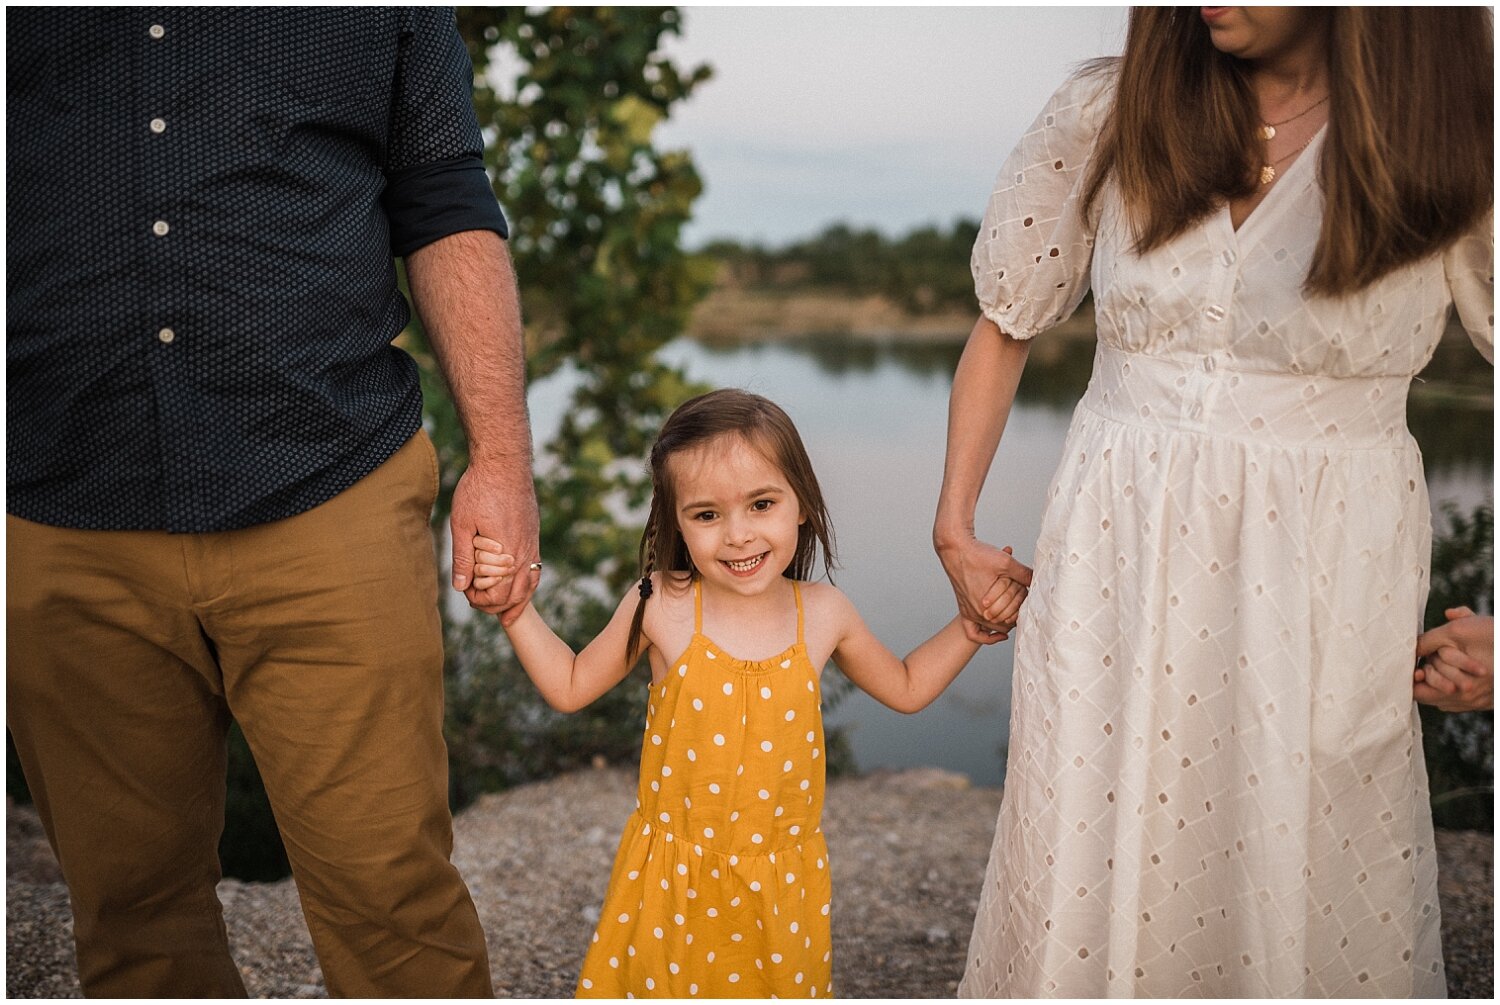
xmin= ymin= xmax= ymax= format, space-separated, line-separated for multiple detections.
xmin=7 ymin=771 xmax=1492 ymax=998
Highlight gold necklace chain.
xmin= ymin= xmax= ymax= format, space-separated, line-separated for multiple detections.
xmin=1258 ymin=93 xmax=1330 ymax=140
xmin=1259 ymin=131 xmax=1317 ymax=187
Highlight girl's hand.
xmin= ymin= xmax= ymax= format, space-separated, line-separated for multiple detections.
xmin=471 ymin=534 xmax=519 ymax=593
xmin=980 ymin=574 xmax=1027 ymax=639
xmin=937 ymin=537 xmax=1033 ymax=643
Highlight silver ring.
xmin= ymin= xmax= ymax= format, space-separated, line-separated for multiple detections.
xmin=528 ymin=562 xmax=543 ymax=571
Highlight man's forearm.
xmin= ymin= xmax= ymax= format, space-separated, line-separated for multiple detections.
xmin=406 ymin=229 xmax=531 ymax=469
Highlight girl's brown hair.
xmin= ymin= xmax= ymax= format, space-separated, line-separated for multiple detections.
xmin=1083 ymin=7 xmax=1493 ymax=295
xmin=624 ymin=389 xmax=837 ymax=664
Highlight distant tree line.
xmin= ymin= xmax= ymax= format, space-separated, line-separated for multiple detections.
xmin=702 ymin=219 xmax=982 ymax=315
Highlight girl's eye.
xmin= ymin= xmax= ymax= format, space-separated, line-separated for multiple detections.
xmin=693 ymin=511 xmax=717 ymax=522
xmin=752 ymin=499 xmax=774 ymax=512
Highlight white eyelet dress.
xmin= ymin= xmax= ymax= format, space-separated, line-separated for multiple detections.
xmin=958 ymin=67 xmax=1494 ymax=998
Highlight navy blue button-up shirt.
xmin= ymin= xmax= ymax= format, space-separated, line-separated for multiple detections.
xmin=7 ymin=8 xmax=508 ymax=532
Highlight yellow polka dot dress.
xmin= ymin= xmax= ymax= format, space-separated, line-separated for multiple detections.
xmin=577 ymin=581 xmax=833 ymax=998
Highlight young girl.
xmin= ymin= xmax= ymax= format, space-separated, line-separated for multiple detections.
xmin=471 ymin=389 xmax=1024 ymax=999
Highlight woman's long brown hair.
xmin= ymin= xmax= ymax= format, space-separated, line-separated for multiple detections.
xmin=1083 ymin=7 xmax=1493 ymax=295
xmin=623 ymin=389 xmax=837 ymax=665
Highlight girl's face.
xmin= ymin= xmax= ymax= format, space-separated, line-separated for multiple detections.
xmin=1199 ymin=7 xmax=1319 ymax=62
xmin=669 ymin=434 xmax=806 ymax=598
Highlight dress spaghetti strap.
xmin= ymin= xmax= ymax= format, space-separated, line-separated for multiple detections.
xmin=792 ymin=581 xmax=805 ymax=646
xmin=693 ymin=577 xmax=703 ymax=635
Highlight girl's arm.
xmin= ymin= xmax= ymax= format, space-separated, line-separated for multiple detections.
xmin=934 ymin=315 xmax=1036 ymax=643
xmin=826 ymin=588 xmax=984 ymax=714
xmin=474 ymin=538 xmax=645 ymax=713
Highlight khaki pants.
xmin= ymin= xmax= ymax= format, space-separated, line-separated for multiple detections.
xmin=7 ymin=431 xmax=492 ymax=997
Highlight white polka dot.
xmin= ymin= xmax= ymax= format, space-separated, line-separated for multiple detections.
xmin=795 ymin=971 xmax=804 ymax=984
xmin=800 ymin=779 xmax=810 ymax=790
xmin=817 ymin=857 xmax=825 ymax=868
xmin=707 ymin=950 xmax=716 ymax=962
xmin=713 ymin=733 xmax=726 ymax=746
xmin=790 ymin=825 xmax=801 ymax=835
xmin=690 ymin=984 xmax=698 ymax=995
xmin=776 ymin=806 xmax=785 ymax=817
xmin=659 ymin=812 xmax=670 ymax=823
xmin=806 ymin=731 xmax=815 ymax=742
xmin=751 ymin=833 xmax=763 ymax=844
xmin=791 ymin=921 xmax=799 ymax=933
xmin=650 ymin=780 xmax=659 ymax=792
xmin=750 ymin=880 xmax=762 ymax=891
xmin=821 ymin=903 xmax=830 ymax=916
xmin=582 ymin=978 xmax=593 ymax=989
xmin=729 ymin=973 xmax=740 ymax=983
xmin=704 ymin=826 xmax=715 ymax=838
xmin=628 ymin=870 xmax=639 ymax=880
xmin=731 ymin=933 xmax=743 ymax=942
xmin=737 ymin=764 xmax=745 ymax=776
xmin=646 ymin=977 xmax=656 ymax=991
xmin=670 ymin=963 xmax=680 ymax=974
xmin=807 ymin=680 xmax=814 ymax=691
xmin=618 ymin=913 xmax=630 ymax=923
xmin=731 ymin=811 xmax=740 ymax=822
xmin=662 ymin=765 xmax=672 ymax=776
xmin=760 ymin=686 xmax=772 ymax=699
xmin=812 ymin=748 xmax=820 ymax=759
xmin=677 ymin=863 xmax=688 ymax=876
xmin=730 ymin=896 xmax=742 ymax=907
xmin=761 ymin=740 xmax=773 ymax=752
xmin=786 ymin=872 xmax=795 ymax=883
xmin=687 ymin=748 xmax=697 ymax=761
xmin=772 ymin=953 xmax=783 ymax=963
xmin=692 ymin=698 xmax=704 ymax=711
xmin=783 ymin=760 xmax=794 ymax=772
xmin=785 ymin=710 xmax=796 ymax=721
xmin=707 ymin=908 xmax=718 ymax=918
xmin=722 ymin=682 xmax=733 ymax=695
xmin=628 ymin=945 xmax=636 ymax=956
xmin=758 ymin=788 xmax=770 ymax=800
xmin=660 ymin=878 xmax=669 ymax=891
xmin=679 ymin=664 xmax=688 ymax=675
xmin=675 ymin=913 xmax=686 ymax=925
xmin=609 ymin=956 xmax=619 ymax=968
xmin=653 ymin=927 xmax=664 ymax=939
xmin=651 ymin=734 xmax=662 ymax=745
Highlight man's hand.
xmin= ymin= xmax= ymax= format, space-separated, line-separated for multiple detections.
xmin=451 ymin=463 xmax=539 ymax=623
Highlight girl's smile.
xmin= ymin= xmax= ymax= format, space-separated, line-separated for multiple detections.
xmin=670 ymin=435 xmax=806 ymax=596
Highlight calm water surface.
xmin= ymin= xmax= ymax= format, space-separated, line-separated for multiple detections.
xmin=530 ymin=332 xmax=1494 ymax=787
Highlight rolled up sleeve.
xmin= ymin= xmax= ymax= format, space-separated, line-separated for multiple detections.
xmin=383 ymin=8 xmax=508 ymax=256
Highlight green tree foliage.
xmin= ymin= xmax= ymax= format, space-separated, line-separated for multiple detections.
xmin=1421 ymin=500 xmax=1494 ymax=831
xmin=709 ymin=219 xmax=982 ymax=314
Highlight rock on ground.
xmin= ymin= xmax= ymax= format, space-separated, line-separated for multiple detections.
xmin=6 ymin=773 xmax=1493 ymax=998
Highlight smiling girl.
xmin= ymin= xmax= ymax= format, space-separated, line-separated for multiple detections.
xmin=472 ymin=388 xmax=1024 ymax=998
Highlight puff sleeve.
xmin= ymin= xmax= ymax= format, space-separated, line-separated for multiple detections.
xmin=1443 ymin=208 xmax=1495 ymax=364
xmin=971 ymin=67 xmax=1115 ymax=340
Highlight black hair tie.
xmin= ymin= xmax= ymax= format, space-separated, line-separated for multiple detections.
xmin=638 ymin=575 xmax=654 ymax=599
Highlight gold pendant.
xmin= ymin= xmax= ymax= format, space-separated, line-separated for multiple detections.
xmin=1259 ymin=124 xmax=1276 ymax=141
xmin=1259 ymin=164 xmax=1276 ymax=186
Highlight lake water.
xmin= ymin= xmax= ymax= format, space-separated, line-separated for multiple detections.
xmin=530 ymin=331 xmax=1493 ymax=787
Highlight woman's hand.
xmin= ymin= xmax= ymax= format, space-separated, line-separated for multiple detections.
xmin=938 ymin=536 xmax=1034 ymax=643
xmin=1414 ymin=606 xmax=1494 ymax=712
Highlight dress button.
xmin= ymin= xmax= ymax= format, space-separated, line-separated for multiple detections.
xmin=1221 ymin=250 xmax=1236 ymax=267
xmin=1204 ymin=305 xmax=1226 ymax=322
xmin=150 ymin=118 xmax=167 ymax=134
xmin=152 ymin=220 xmax=170 ymax=236
xmin=1189 ymin=403 xmax=1204 ymax=420
xmin=157 ymin=328 xmax=176 ymax=344
xmin=1202 ymin=356 xmax=1216 ymax=373
xmin=149 ymin=24 xmax=165 ymax=39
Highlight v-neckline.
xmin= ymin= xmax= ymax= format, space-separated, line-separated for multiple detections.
xmin=1226 ymin=124 xmax=1326 ymax=238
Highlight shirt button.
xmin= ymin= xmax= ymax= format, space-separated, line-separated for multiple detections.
xmin=1202 ymin=356 xmax=1217 ymax=373
xmin=1203 ymin=305 xmax=1226 ymax=322
xmin=157 ymin=328 xmax=176 ymax=344
xmin=1220 ymin=250 xmax=1236 ymax=267
xmin=152 ymin=220 xmax=170 ymax=237
xmin=1189 ymin=403 xmax=1204 ymax=420
xmin=150 ymin=118 xmax=167 ymax=134
xmin=148 ymin=24 xmax=165 ymax=39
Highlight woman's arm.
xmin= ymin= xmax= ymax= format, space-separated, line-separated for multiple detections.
xmin=827 ymin=590 xmax=981 ymax=714
xmin=933 ymin=314 xmax=1036 ymax=643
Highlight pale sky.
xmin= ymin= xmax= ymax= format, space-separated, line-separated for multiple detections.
xmin=658 ymin=6 xmax=1129 ymax=247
